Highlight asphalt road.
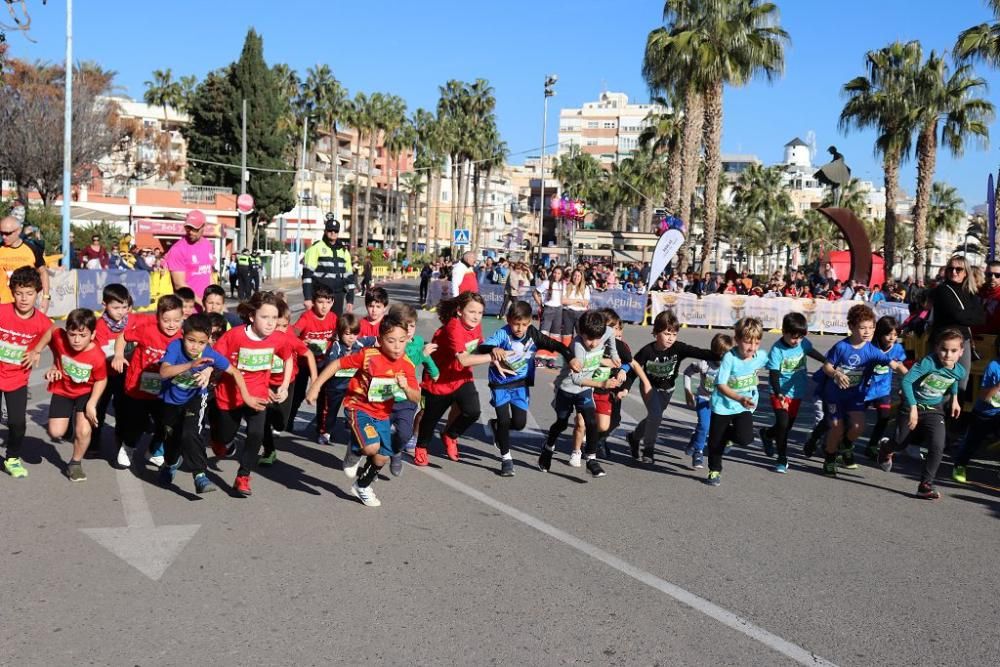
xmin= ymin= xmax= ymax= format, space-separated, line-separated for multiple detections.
xmin=2 ymin=279 xmax=998 ymax=666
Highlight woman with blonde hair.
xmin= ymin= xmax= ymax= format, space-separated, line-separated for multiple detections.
xmin=929 ymin=255 xmax=984 ymax=391
xmin=561 ymin=268 xmax=591 ymax=346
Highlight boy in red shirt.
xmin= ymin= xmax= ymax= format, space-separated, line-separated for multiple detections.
xmin=358 ymin=286 xmax=388 ymax=338
xmin=93 ymin=283 xmax=131 ymax=457
xmin=1 ymin=267 xmax=53 ymax=479
xmin=288 ymin=284 xmax=336 ymax=440
xmin=111 ymin=294 xmax=184 ymax=468
xmin=32 ymin=309 xmax=108 ymax=481
xmin=306 ymin=313 xmax=419 ymax=507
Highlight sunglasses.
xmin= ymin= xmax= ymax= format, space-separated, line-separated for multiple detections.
xmin=947 ymin=266 xmax=966 ymax=273
xmin=0 ymin=229 xmax=19 ymax=237
xmin=989 ymin=272 xmax=1000 ymax=279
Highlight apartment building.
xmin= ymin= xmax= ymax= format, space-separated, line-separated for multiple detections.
xmin=557 ymin=91 xmax=667 ymax=166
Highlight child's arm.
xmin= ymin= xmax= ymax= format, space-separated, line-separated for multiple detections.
xmin=769 ymin=370 xmax=782 ymax=399
xmin=160 ymin=355 xmax=214 ymax=379
xmin=683 ymin=363 xmax=698 ymax=404
xmin=305 ymin=359 xmax=342 ymax=404
xmin=223 ymin=366 xmax=266 ymax=411
xmin=111 ymin=332 xmax=128 ymax=373
xmin=717 ymin=381 xmax=755 ymax=409
xmin=84 ymin=378 xmax=108 ymax=427
xmin=457 ymin=350 xmax=493 ymax=368
xmin=302 ymin=349 xmax=318 ymax=383
xmin=629 ymin=361 xmax=652 ymax=395
xmin=676 ymin=341 xmax=717 ymax=362
xmin=395 ymin=371 xmax=422 ymax=403
xmin=806 ymin=348 xmax=827 ymax=365
xmin=25 ymin=324 xmax=57 ymax=368
xmin=423 ymin=352 xmax=440 ymax=380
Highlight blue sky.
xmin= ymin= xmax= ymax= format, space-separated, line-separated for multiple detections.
xmin=7 ymin=0 xmax=1000 ymax=209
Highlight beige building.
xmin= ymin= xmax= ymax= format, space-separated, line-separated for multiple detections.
xmin=96 ymin=96 xmax=189 ymax=195
xmin=557 ymin=91 xmax=667 ymax=166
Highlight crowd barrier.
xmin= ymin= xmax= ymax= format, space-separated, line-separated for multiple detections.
xmin=44 ymin=268 xmax=162 ymax=319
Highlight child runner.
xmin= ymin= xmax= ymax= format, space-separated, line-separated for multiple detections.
xmin=412 ymin=292 xmax=492 ymax=467
xmin=287 ymin=284 xmax=337 ymax=440
xmin=203 ymin=284 xmax=242 ymax=329
xmin=324 ymin=313 xmax=364 ymax=449
xmin=758 ymin=312 xmax=828 ymax=473
xmin=705 ymin=317 xmax=767 ymax=487
xmin=952 ymin=336 xmax=1000 ymax=484
xmin=260 ymin=302 xmax=316 ymax=465
xmin=861 ymin=315 xmax=907 ymax=460
xmin=625 ymin=311 xmax=717 ymax=464
xmin=111 ymin=294 xmax=184 ymax=469
xmin=480 ymin=300 xmax=575 ymax=476
xmin=305 ymin=314 xmax=420 ymax=507
xmin=174 ymin=286 xmax=198 ymax=319
xmin=93 ymin=283 xmax=131 ymax=457
xmin=210 ymin=291 xmax=296 ymax=497
xmin=683 ymin=333 xmax=733 ymax=470
xmin=158 ymin=313 xmax=264 ymax=493
xmin=359 ymin=286 xmax=388 ymax=338
xmin=878 ymin=328 xmax=965 ymax=499
xmin=32 ymin=309 xmax=106 ymax=481
xmin=540 ymin=310 xmax=623 ymax=478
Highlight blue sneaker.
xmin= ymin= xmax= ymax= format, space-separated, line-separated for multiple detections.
xmin=774 ymin=461 xmax=788 ymax=474
xmin=684 ymin=444 xmax=695 ymax=457
xmin=148 ymin=442 xmax=166 ymax=467
xmin=194 ymin=473 xmax=217 ymax=494
xmin=705 ymin=471 xmax=721 ymax=487
xmin=692 ymin=453 xmax=704 ymax=469
xmin=157 ymin=461 xmax=178 ymax=487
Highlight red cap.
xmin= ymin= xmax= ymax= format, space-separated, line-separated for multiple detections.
xmin=184 ymin=210 xmax=206 ymax=230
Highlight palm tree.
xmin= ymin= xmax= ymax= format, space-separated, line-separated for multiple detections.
xmin=302 ymin=64 xmax=349 ymax=219
xmin=840 ymin=40 xmax=922 ymax=279
xmin=346 ymin=91 xmax=369 ymax=248
xmin=732 ymin=164 xmax=793 ymax=271
xmin=412 ymin=108 xmax=447 ymax=254
xmin=143 ymin=68 xmax=182 ymax=121
xmin=382 ymin=106 xmax=413 ymax=253
xmin=909 ymin=52 xmax=993 ymax=277
xmin=820 ymin=178 xmax=871 ymax=222
xmin=400 ymin=171 xmax=425 ymax=262
xmin=639 ymin=98 xmax=682 ymax=213
xmin=955 ymin=1 xmax=1000 ymax=67
xmin=919 ymin=181 xmax=966 ymax=272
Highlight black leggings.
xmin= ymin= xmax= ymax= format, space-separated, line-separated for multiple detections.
xmin=547 ymin=404 xmax=599 ymax=456
xmin=707 ymin=411 xmax=754 ymax=473
xmin=162 ymin=394 xmax=209 ymax=476
xmin=892 ymin=404 xmax=946 ymax=486
xmin=417 ymin=385 xmax=481 ymax=451
xmin=868 ymin=404 xmax=893 ymax=448
xmin=494 ymin=402 xmax=527 ymax=456
xmin=1 ymin=387 xmax=28 ymax=458
xmin=211 ymin=405 xmax=267 ymax=477
xmin=264 ymin=392 xmax=293 ymax=456
xmin=116 ymin=395 xmax=164 ymax=449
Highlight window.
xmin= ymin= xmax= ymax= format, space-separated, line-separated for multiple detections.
xmin=603 ymin=121 xmax=615 ymax=129
xmin=586 ymin=121 xmax=599 ymax=129
xmin=586 ymin=139 xmax=598 ymax=146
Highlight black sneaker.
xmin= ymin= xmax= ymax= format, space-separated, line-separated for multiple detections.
xmin=877 ymin=438 xmax=894 ymax=473
xmin=641 ymin=447 xmax=654 ymax=465
xmin=822 ymin=459 xmax=838 ymax=476
xmin=500 ymin=458 xmax=515 ymax=477
xmin=586 ymin=459 xmax=606 ymax=478
xmin=840 ymin=448 xmax=858 ymax=470
xmin=802 ymin=436 xmax=817 ymax=459
xmin=538 ymin=447 xmax=553 ymax=472
xmin=760 ymin=427 xmax=775 ymax=458
xmin=627 ymin=430 xmax=641 ymax=460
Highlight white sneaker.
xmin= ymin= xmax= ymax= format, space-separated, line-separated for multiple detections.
xmin=147 ymin=455 xmax=165 ymax=467
xmin=569 ymin=450 xmax=583 ymax=467
xmin=343 ymin=451 xmax=362 ymax=479
xmin=317 ymin=433 xmax=331 ymax=446
xmin=350 ymin=482 xmax=381 ymax=507
xmin=116 ymin=445 xmax=134 ymax=467
xmin=404 ymin=435 xmax=417 ymax=454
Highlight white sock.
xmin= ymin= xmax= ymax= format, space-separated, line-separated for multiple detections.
xmin=586 ymin=454 xmax=596 ymax=461
xmin=502 ymin=453 xmax=513 ymax=461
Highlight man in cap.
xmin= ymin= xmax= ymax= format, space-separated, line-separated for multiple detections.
xmin=163 ymin=209 xmax=217 ymax=306
xmin=303 ymin=214 xmax=356 ymax=315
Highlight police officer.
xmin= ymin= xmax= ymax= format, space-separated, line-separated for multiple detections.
xmin=303 ymin=214 xmax=356 ymax=315
xmin=236 ymin=248 xmax=253 ymax=300
xmin=250 ymin=251 xmax=262 ymax=293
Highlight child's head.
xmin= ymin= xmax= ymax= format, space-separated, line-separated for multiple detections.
xmin=377 ymin=314 xmax=408 ymax=361
xmin=710 ymin=333 xmax=734 ymax=358
xmin=505 ymin=301 xmax=533 ymax=339
xmin=438 ymin=291 xmax=484 ymax=328
xmin=9 ymin=266 xmax=41 ymax=314
xmin=577 ymin=310 xmax=608 ymax=350
xmin=236 ymin=291 xmax=283 ymax=338
xmin=64 ymin=308 xmax=97 ymax=351
xmin=338 ymin=312 xmax=361 ymax=347
xmin=156 ymin=294 xmax=184 ymax=337
xmin=102 ymin=283 xmax=132 ymax=322
xmin=934 ymin=327 xmax=965 ymax=368
xmin=733 ymin=317 xmax=764 ymax=358
xmin=206 ymin=313 xmax=227 ymax=344
xmin=365 ymin=286 xmax=389 ymax=321
xmin=274 ymin=298 xmax=292 ymax=332
xmin=875 ymin=315 xmax=900 ymax=349
xmin=387 ymin=303 xmax=418 ymax=341
xmin=174 ymin=286 xmax=197 ymax=318
xmin=181 ymin=313 xmax=213 ymax=359
xmin=652 ymin=310 xmax=680 ymax=349
xmin=311 ymin=285 xmax=334 ymax=318
xmin=781 ymin=312 xmax=808 ymax=347
xmin=846 ymin=304 xmax=876 ymax=342
xmin=599 ymin=308 xmax=623 ymax=338
xmin=202 ymin=284 xmax=227 ymax=314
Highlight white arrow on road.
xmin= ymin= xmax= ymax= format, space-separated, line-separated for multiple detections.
xmin=80 ymin=469 xmax=200 ymax=581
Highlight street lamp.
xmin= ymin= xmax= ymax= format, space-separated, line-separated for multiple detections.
xmin=538 ymin=74 xmax=557 ymax=256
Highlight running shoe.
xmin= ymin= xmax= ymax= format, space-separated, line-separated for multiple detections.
xmin=157 ymin=462 xmax=178 ymax=487
xmin=351 ymin=482 xmax=381 ymax=507
xmin=442 ymin=433 xmax=460 ymax=461
xmin=877 ymin=439 xmax=894 ymax=473
xmin=684 ymin=443 xmax=695 ymax=457
xmin=915 ymin=483 xmax=940 ymax=500
xmin=569 ymin=450 xmax=583 ymax=467
xmin=586 ymin=459 xmax=606 ymax=478
xmin=404 ymin=436 xmax=417 ymax=456
xmin=147 ymin=442 xmax=165 ymax=468
xmin=627 ymin=430 xmax=641 ymax=460
xmin=233 ymin=474 xmax=252 ymax=497
xmin=705 ymin=471 xmax=721 ymax=487
xmin=692 ymin=453 xmax=704 ymax=469
xmin=760 ymin=427 xmax=775 ymax=458
xmin=840 ymin=449 xmax=859 ymax=470
xmin=343 ymin=450 xmax=362 ymax=479
xmin=774 ymin=461 xmax=788 ymax=474
xmin=485 ymin=419 xmax=497 ymax=449
xmin=500 ymin=458 xmax=515 ymax=477
xmin=3 ymin=457 xmax=27 ymax=479
xmin=116 ymin=445 xmax=134 ymax=468
xmin=258 ymin=450 xmax=277 ymax=466
xmin=194 ymin=473 xmax=217 ymax=494
xmin=317 ymin=433 xmax=331 ymax=446
xmin=822 ymin=460 xmax=838 ymax=476
xmin=723 ymin=441 xmax=733 ymax=455
xmin=412 ymin=446 xmax=429 ymax=467
xmin=951 ymin=465 xmax=967 ymax=484
xmin=802 ymin=433 xmax=818 ymax=459
xmin=210 ymin=441 xmax=229 ymax=459
xmin=389 ymin=453 xmax=403 ymax=477
xmin=641 ymin=447 xmax=655 ymax=465
xmin=67 ymin=461 xmax=86 ymax=483
xmin=538 ymin=446 xmax=553 ymax=472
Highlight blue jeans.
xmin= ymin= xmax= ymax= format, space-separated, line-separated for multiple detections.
xmin=687 ymin=398 xmax=711 ymax=454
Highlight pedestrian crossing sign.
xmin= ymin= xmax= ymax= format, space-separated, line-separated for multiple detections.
xmin=453 ymin=228 xmax=471 ymax=245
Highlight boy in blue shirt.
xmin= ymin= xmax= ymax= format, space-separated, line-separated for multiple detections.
xmin=952 ymin=337 xmax=1000 ymax=484
xmin=157 ymin=314 xmax=262 ymax=493
xmin=878 ymin=328 xmax=965 ymax=499
xmin=705 ymin=317 xmax=768 ymax=487
xmin=862 ymin=316 xmax=907 ymax=460
xmin=759 ymin=313 xmax=828 ymax=473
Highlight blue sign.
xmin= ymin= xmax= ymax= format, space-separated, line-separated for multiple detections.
xmin=453 ymin=229 xmax=471 ymax=245
xmin=589 ymin=289 xmax=647 ymax=323
xmin=76 ymin=270 xmax=152 ymax=311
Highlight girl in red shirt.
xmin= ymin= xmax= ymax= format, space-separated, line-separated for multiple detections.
xmin=412 ymin=292 xmax=495 ymax=466
xmin=210 ymin=291 xmax=296 ymax=497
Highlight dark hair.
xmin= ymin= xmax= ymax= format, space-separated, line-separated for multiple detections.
xmin=365 ymin=286 xmax=389 ymax=307
xmin=577 ymin=310 xmax=607 ymax=339
xmin=599 ymin=307 xmax=621 ymax=328
xmin=438 ymin=291 xmax=485 ymax=324
xmin=206 ymin=313 xmax=227 ymax=338
xmin=847 ymin=304 xmax=876 ymax=328
xmin=312 ymin=284 xmax=334 ymax=302
xmin=338 ymin=312 xmax=362 ymax=336
xmin=8 ymin=265 xmax=41 ymax=292
xmin=782 ymin=312 xmax=808 ymax=337
xmin=506 ymin=301 xmax=533 ymax=321
xmin=65 ymin=308 xmax=97 ymax=332
xmin=710 ymin=333 xmax=734 ymax=357
xmin=275 ymin=298 xmax=291 ymax=320
xmin=237 ymin=291 xmax=285 ymax=323
xmin=102 ymin=283 xmax=132 ymax=306
xmin=934 ymin=327 xmax=965 ymax=346
xmin=157 ymin=294 xmax=184 ymax=317
xmin=203 ymin=284 xmax=226 ymax=301
xmin=183 ymin=313 xmax=213 ymax=337
xmin=875 ymin=315 xmax=899 ymax=346
xmin=174 ymin=286 xmax=196 ymax=302
xmin=388 ymin=303 xmax=417 ymax=324
xmin=652 ymin=310 xmax=680 ymax=334
xmin=378 ymin=313 xmax=408 ymax=337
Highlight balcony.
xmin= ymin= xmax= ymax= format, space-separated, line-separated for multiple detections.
xmin=181 ymin=185 xmax=233 ymax=204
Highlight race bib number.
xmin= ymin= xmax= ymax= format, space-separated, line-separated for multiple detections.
xmin=837 ymin=365 xmax=863 ymax=387
xmin=703 ymin=374 xmax=717 ymax=393
xmin=872 ymin=364 xmax=890 ymax=376
xmin=582 ymin=349 xmax=603 ymax=372
xmin=464 ymin=339 xmax=479 ymax=354
xmin=989 ymin=392 xmax=1000 ymax=408
xmin=368 ymin=377 xmax=405 ymax=402
xmin=920 ymin=374 xmax=955 ymax=398
xmin=306 ymin=339 xmax=330 ymax=355
xmin=780 ymin=355 xmax=805 ymax=373
xmin=0 ymin=340 xmax=26 ymax=366
xmin=171 ymin=369 xmax=202 ymax=390
xmin=271 ymin=355 xmax=285 ymax=374
xmin=592 ymin=367 xmax=612 ymax=382
xmin=645 ymin=360 xmax=675 ymax=378
xmin=335 ymin=368 xmax=358 ymax=378
xmin=139 ymin=371 xmax=162 ymax=395
xmin=727 ymin=373 xmax=757 ymax=391
xmin=61 ymin=355 xmax=92 ymax=384
xmin=237 ymin=347 xmax=274 ymax=373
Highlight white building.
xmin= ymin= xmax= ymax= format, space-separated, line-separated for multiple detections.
xmin=557 ymin=91 xmax=667 ymax=166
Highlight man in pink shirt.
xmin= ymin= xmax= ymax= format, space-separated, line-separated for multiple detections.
xmin=163 ymin=210 xmax=217 ymax=305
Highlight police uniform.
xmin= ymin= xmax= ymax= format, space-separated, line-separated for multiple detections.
xmin=249 ymin=252 xmax=262 ymax=293
xmin=302 ymin=217 xmax=356 ymax=316
xmin=237 ymin=250 xmax=253 ymax=300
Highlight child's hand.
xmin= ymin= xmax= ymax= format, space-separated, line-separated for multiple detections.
xmin=304 ymin=389 xmax=318 ymax=405
xmin=614 ymin=369 xmax=627 ymax=384
xmin=685 ymin=391 xmax=695 ymax=409
xmin=44 ymin=368 xmax=61 ymax=382
xmin=739 ymin=396 xmax=755 ymax=409
xmin=490 ymin=348 xmax=507 ymax=362
xmin=22 ymin=350 xmax=41 ymax=369
xmin=423 ymin=342 xmax=438 ymax=357
xmin=395 ymin=372 xmax=410 ymax=389
xmin=616 ymin=389 xmax=628 ymax=400
xmin=950 ymin=398 xmax=961 ymax=419
xmin=194 ymin=367 xmax=214 ymax=388
xmin=192 ymin=356 xmax=214 ymax=368
xmin=569 ymin=358 xmax=582 ymax=373
xmin=84 ymin=403 xmax=99 ymax=427
xmin=244 ymin=395 xmax=267 ymax=412
xmin=492 ymin=359 xmax=516 ymax=377
xmin=908 ymin=405 xmax=919 ymax=430
xmin=602 ymin=377 xmax=621 ymax=390
xmin=833 ymin=371 xmax=850 ymax=389
xmin=641 ymin=382 xmax=652 ymax=396
xmin=111 ymin=355 xmax=127 ymax=374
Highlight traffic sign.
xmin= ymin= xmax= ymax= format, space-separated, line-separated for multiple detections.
xmin=453 ymin=228 xmax=471 ymax=245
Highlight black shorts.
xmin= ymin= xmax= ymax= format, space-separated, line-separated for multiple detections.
xmin=49 ymin=393 xmax=91 ymax=420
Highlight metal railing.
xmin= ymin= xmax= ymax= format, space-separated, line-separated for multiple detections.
xmin=181 ymin=185 xmax=233 ymax=203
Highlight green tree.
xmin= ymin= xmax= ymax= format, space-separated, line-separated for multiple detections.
xmin=919 ymin=181 xmax=966 ymax=272
xmin=143 ymin=68 xmax=182 ymax=121
xmin=732 ymin=164 xmax=793 ymax=271
xmin=400 ymin=171 xmax=425 ymax=262
xmin=412 ymin=108 xmax=447 ymax=253
xmin=301 ymin=64 xmax=348 ymax=216
xmin=955 ymin=1 xmax=1000 ymax=67
xmin=638 ymin=98 xmax=682 ymax=213
xmin=185 ymin=67 xmax=237 ymax=188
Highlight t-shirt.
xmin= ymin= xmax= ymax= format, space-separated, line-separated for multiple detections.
xmin=482 ymin=324 xmax=570 ymax=388
xmin=122 ymin=314 xmax=182 ymax=400
xmin=160 ymin=338 xmax=230 ymax=406
xmin=292 ymin=309 xmax=338 ymax=358
xmin=902 ymin=354 xmax=966 ymax=408
xmin=626 ymin=340 xmax=716 ymax=392
xmin=535 ymin=280 xmax=564 ymax=307
xmin=0 ymin=303 xmax=51 ymax=391
xmin=423 ymin=317 xmax=482 ymax=395
xmin=973 ymin=360 xmax=1000 ymax=417
xmin=270 ymin=330 xmax=309 ymax=387
xmin=684 ymin=359 xmax=721 ymax=400
xmin=0 ymin=242 xmax=44 ymax=304
xmin=864 ymin=342 xmax=907 ymax=401
xmin=821 ymin=339 xmax=895 ymax=404
xmin=766 ymin=338 xmax=814 ymax=399
xmin=359 ymin=317 xmax=381 ymax=339
xmin=563 ymin=285 xmax=591 ymax=312
xmin=163 ymin=237 xmax=217 ymax=299
xmin=556 ymin=326 xmax=621 ymax=395
xmin=340 ymin=348 xmax=418 ymax=420
xmin=213 ymin=325 xmax=295 ymax=410
xmin=711 ymin=349 xmax=767 ymax=416
xmin=325 ymin=339 xmax=365 ymax=387
xmin=47 ymin=329 xmax=107 ymax=399
xmin=94 ymin=316 xmax=126 ymax=360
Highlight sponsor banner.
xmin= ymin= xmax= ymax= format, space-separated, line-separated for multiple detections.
xmin=589 ymin=289 xmax=646 ymax=323
xmin=47 ymin=269 xmax=78 ymax=319
xmin=426 ymin=281 xmax=643 ymax=321
xmin=76 ymin=270 xmax=153 ymax=311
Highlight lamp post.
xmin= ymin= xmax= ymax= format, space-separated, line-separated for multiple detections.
xmin=60 ymin=0 xmax=73 ymax=268
xmin=538 ymin=74 xmax=557 ymax=258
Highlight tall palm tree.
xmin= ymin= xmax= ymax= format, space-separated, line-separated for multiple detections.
xmin=955 ymin=1 xmax=1000 ymax=67
xmin=732 ymin=164 xmax=793 ymax=271
xmin=143 ymin=68 xmax=182 ymax=121
xmin=412 ymin=108 xmax=447 ymax=254
xmin=639 ymin=98 xmax=682 ymax=213
xmin=400 ymin=171 xmax=425 ymax=262
xmin=840 ymin=40 xmax=922 ymax=279
xmin=346 ymin=91 xmax=369 ymax=248
xmin=920 ymin=181 xmax=966 ymax=272
xmin=383 ymin=108 xmax=413 ymax=253
xmin=302 ymin=64 xmax=349 ymax=218
xmin=909 ymin=52 xmax=993 ymax=277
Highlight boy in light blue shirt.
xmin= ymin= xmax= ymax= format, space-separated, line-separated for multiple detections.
xmin=952 ymin=340 xmax=1000 ymax=484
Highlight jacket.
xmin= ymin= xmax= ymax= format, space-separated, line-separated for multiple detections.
xmin=302 ymin=238 xmax=356 ymax=299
